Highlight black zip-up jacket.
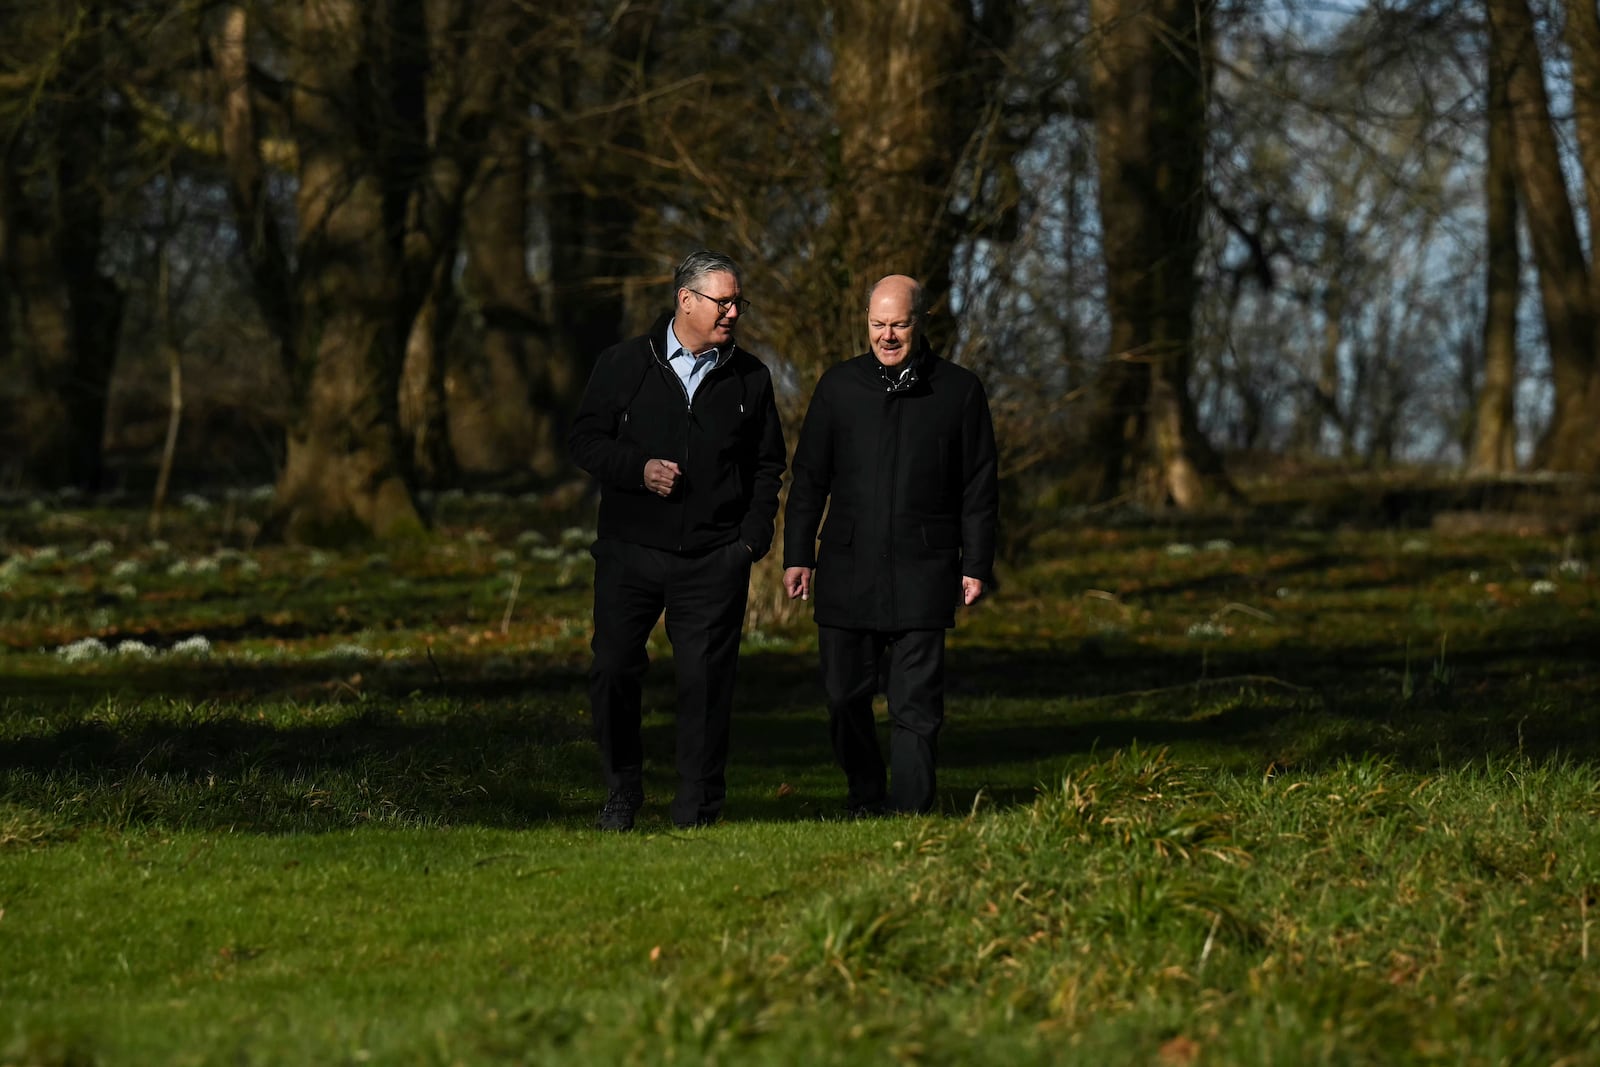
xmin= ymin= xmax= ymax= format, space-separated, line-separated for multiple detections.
xmin=569 ymin=312 xmax=786 ymax=559
xmin=783 ymin=342 xmax=998 ymax=630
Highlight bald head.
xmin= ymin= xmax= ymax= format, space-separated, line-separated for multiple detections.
xmin=867 ymin=275 xmax=926 ymax=367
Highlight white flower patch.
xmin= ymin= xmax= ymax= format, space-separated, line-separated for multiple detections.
xmin=1468 ymin=570 xmax=1482 ymax=584
xmin=1164 ymin=543 xmax=1196 ymax=557
xmin=1401 ymin=538 xmax=1428 ymax=554
xmin=239 ymin=559 xmax=262 ymax=577
xmin=308 ymin=550 xmax=332 ymax=568
xmin=147 ymin=539 xmax=171 ymax=556
xmin=516 ymin=529 xmax=548 ymax=547
xmin=170 ymin=635 xmax=213 ymax=657
xmin=321 ymin=643 xmax=375 ymax=661
xmin=363 ymin=553 xmax=390 ymax=571
xmin=560 ymin=527 xmax=594 ymax=548
xmin=247 ymin=484 xmax=276 ymax=503
xmin=1530 ymin=579 xmax=1558 ymax=596
xmin=56 ymin=637 xmax=108 ymax=662
xmin=1557 ymin=558 xmax=1588 ymax=577
xmin=111 ymin=559 xmax=143 ymax=578
xmin=115 ymin=640 xmax=156 ymax=658
xmin=114 ymin=584 xmax=138 ymax=601
xmin=1203 ymin=539 xmax=1235 ymax=552
xmin=30 ymin=546 xmax=60 ymax=565
xmin=463 ymin=528 xmax=492 ymax=545
xmin=180 ymin=493 xmax=213 ymax=513
xmin=530 ymin=546 xmax=565 ymax=563
xmin=1186 ymin=620 xmax=1229 ymax=639
xmin=518 ymin=491 xmax=543 ymax=505
xmin=492 ymin=550 xmax=517 ymax=568
xmin=74 ymin=540 xmax=115 ymax=564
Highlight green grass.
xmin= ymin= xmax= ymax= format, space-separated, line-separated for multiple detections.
xmin=3 ymin=492 xmax=1599 ymax=1064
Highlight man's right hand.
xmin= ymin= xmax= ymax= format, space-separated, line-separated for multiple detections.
xmin=643 ymin=458 xmax=681 ymax=497
xmin=783 ymin=566 xmax=812 ymax=601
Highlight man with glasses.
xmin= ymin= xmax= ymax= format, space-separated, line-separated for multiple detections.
xmin=782 ymin=274 xmax=998 ymax=817
xmin=570 ymin=250 xmax=786 ymax=830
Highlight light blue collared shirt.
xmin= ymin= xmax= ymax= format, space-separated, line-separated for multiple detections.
xmin=665 ymin=320 xmax=718 ymax=402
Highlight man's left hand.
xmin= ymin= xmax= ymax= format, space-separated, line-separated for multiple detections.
xmin=961 ymin=576 xmax=984 ymax=607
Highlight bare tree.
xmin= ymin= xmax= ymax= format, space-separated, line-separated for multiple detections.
xmin=1084 ymin=0 xmax=1234 ymax=507
xmin=1490 ymin=0 xmax=1600 ymax=474
xmin=1470 ymin=3 xmax=1520 ymax=475
xmin=0 ymin=6 xmax=127 ymax=491
xmin=214 ymin=0 xmax=518 ymax=539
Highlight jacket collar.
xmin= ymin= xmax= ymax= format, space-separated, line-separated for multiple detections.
xmin=870 ymin=336 xmax=935 ymax=394
xmin=651 ymin=310 xmax=736 ymax=371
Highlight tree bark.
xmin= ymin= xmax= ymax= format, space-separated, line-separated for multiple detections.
xmin=1471 ymin=9 xmax=1520 ymax=476
xmin=272 ymin=0 xmax=422 ymax=543
xmin=1491 ymin=0 xmax=1600 ymax=472
xmin=0 ymin=15 xmax=123 ymax=492
xmin=215 ymin=5 xmax=294 ymax=377
xmin=1085 ymin=0 xmax=1235 ymax=507
xmin=828 ymin=0 xmax=1016 ymax=349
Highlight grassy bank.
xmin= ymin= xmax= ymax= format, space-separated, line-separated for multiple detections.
xmin=3 ymin=491 xmax=1598 ymax=1063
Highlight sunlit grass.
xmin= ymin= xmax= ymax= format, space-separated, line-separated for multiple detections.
xmin=2 ymin=492 xmax=1599 ymax=1063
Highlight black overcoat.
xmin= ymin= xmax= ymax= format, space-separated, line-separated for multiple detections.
xmin=783 ymin=346 xmax=998 ymax=631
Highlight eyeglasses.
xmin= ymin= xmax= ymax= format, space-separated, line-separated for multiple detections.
xmin=687 ymin=288 xmax=750 ymax=315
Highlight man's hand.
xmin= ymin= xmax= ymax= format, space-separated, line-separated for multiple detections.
xmin=961 ymin=576 xmax=984 ymax=607
xmin=643 ymin=458 xmax=681 ymax=497
xmin=783 ymin=566 xmax=813 ymax=601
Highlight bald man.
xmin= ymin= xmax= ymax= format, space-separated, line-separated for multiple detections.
xmin=782 ymin=275 xmax=998 ymax=816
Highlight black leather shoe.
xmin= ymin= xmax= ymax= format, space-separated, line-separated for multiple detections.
xmin=596 ymin=788 xmax=644 ymax=831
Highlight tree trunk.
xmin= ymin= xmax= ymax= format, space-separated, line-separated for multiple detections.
xmin=1491 ymin=0 xmax=1600 ymax=472
xmin=272 ymin=0 xmax=422 ymax=543
xmin=828 ymin=0 xmax=1016 ymax=350
xmin=458 ymin=110 xmax=552 ymax=477
xmin=215 ymin=5 xmax=294 ymax=377
xmin=1471 ymin=11 xmax=1520 ymax=476
xmin=0 ymin=19 xmax=123 ymax=492
xmin=1085 ymin=0 xmax=1234 ymax=507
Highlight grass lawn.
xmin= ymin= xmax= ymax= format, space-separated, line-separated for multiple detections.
xmin=3 ymin=488 xmax=1600 ymax=1064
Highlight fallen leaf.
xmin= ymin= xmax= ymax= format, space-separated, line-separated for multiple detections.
xmin=1159 ymin=1037 xmax=1200 ymax=1066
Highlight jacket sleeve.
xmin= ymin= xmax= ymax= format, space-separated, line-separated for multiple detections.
xmin=960 ymin=376 xmax=999 ymax=584
xmin=568 ymin=347 xmax=652 ymax=491
xmin=782 ymin=376 xmax=834 ymax=569
xmin=739 ymin=369 xmax=787 ymax=561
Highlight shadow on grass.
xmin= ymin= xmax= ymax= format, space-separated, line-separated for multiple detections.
xmin=5 ymin=619 xmax=1600 ymax=834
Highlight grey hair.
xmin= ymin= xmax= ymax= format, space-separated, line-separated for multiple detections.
xmin=674 ymin=249 xmax=741 ymax=293
xmin=867 ymin=276 xmax=929 ymax=322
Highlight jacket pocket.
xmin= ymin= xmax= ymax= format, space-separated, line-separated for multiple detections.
xmin=820 ymin=517 xmax=855 ymax=545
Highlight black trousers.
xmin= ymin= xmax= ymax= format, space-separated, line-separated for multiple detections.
xmin=818 ymin=625 xmax=947 ymax=814
xmin=588 ymin=538 xmax=751 ymax=825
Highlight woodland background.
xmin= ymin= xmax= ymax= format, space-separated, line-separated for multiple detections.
xmin=4 ymin=0 xmax=1600 ymax=543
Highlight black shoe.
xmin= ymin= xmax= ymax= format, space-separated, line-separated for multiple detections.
xmin=673 ymin=815 xmax=718 ymax=830
xmin=596 ymin=788 xmax=644 ymax=832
